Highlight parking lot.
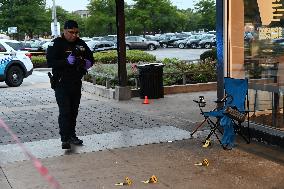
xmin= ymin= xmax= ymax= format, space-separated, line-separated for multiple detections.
xmin=89 ymin=46 xmax=208 ymax=62
xmin=146 ymin=47 xmax=209 ymax=61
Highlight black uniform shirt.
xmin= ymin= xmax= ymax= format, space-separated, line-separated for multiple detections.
xmin=46 ymin=35 xmax=94 ymax=87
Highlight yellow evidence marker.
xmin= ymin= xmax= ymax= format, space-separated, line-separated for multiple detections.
xmin=194 ymin=159 xmax=209 ymax=166
xmin=202 ymin=139 xmax=211 ymax=148
xmin=141 ymin=175 xmax=158 ymax=184
xmin=115 ymin=177 xmax=132 ymax=186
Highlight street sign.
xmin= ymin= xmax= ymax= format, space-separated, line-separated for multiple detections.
xmin=51 ymin=22 xmax=60 ymax=37
xmin=8 ymin=27 xmax=17 ymax=34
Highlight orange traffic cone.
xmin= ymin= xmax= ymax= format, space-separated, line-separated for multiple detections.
xmin=143 ymin=96 xmax=149 ymax=104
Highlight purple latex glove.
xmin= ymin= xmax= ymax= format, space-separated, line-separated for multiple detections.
xmin=67 ymin=54 xmax=76 ymax=65
xmin=84 ymin=59 xmax=93 ymax=69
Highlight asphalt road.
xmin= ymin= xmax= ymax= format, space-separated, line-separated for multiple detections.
xmin=147 ymin=47 xmax=209 ymax=61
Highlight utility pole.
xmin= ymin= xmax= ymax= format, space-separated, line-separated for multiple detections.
xmin=116 ymin=0 xmax=127 ymax=87
xmin=52 ymin=0 xmax=59 ymax=37
xmin=114 ymin=0 xmax=131 ymax=100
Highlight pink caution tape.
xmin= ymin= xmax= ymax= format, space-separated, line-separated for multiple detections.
xmin=0 ymin=118 xmax=60 ymax=189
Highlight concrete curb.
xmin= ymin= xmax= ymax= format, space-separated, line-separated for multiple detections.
xmin=82 ymin=81 xmax=217 ymax=99
xmin=82 ymin=81 xmax=115 ymax=99
xmin=164 ymin=82 xmax=217 ymax=94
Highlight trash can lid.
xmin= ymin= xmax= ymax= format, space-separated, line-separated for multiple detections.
xmin=137 ymin=63 xmax=164 ymax=67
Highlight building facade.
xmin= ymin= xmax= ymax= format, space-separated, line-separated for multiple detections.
xmin=73 ymin=10 xmax=90 ymax=18
xmin=223 ymin=0 xmax=284 ymax=134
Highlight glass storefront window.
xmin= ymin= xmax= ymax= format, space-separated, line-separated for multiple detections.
xmin=228 ymin=0 xmax=284 ymax=130
xmin=243 ymin=0 xmax=284 ymax=130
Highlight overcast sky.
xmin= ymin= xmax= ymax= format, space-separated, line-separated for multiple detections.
xmin=46 ymin=0 xmax=199 ymax=12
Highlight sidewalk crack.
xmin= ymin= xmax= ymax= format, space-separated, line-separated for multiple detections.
xmin=0 ymin=166 xmax=13 ymax=188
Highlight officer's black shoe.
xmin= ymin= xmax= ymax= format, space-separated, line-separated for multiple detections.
xmin=70 ymin=136 xmax=83 ymax=145
xmin=62 ymin=141 xmax=71 ymax=149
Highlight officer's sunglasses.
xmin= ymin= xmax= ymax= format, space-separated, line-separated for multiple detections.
xmin=67 ymin=30 xmax=79 ymax=35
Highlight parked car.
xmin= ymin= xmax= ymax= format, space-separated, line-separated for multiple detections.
xmin=20 ymin=41 xmax=45 ymax=52
xmin=175 ymin=33 xmax=190 ymax=39
xmin=157 ymin=33 xmax=176 ymax=42
xmin=159 ymin=36 xmax=187 ymax=48
xmin=199 ymin=36 xmax=216 ymax=49
xmin=101 ymin=35 xmax=117 ymax=43
xmin=86 ymin=40 xmax=116 ymax=52
xmin=260 ymin=38 xmax=284 ymax=55
xmin=186 ymin=34 xmax=215 ymax=49
xmin=40 ymin=41 xmax=52 ymax=51
xmin=143 ymin=35 xmax=160 ymax=42
xmin=81 ymin=37 xmax=92 ymax=42
xmin=173 ymin=37 xmax=191 ymax=49
xmin=271 ymin=38 xmax=284 ymax=51
xmin=185 ymin=35 xmax=204 ymax=48
xmin=207 ymin=30 xmax=216 ymax=35
xmin=0 ymin=39 xmax=33 ymax=87
xmin=20 ymin=41 xmax=37 ymax=51
xmin=125 ymin=36 xmax=159 ymax=50
xmin=92 ymin=36 xmax=104 ymax=41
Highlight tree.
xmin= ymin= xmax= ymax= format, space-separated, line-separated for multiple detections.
xmin=177 ymin=8 xmax=201 ymax=32
xmin=127 ymin=0 xmax=179 ymax=35
xmin=194 ymin=0 xmax=216 ymax=31
xmin=0 ymin=0 xmax=217 ymax=39
xmin=86 ymin=0 xmax=116 ymax=36
xmin=0 ymin=0 xmax=48 ymax=39
xmin=45 ymin=6 xmax=86 ymax=37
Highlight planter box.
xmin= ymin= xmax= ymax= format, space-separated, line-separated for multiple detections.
xmin=163 ymin=82 xmax=217 ymax=94
xmin=82 ymin=81 xmax=217 ymax=99
xmin=82 ymin=81 xmax=115 ymax=99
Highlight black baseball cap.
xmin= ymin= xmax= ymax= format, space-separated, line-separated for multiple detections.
xmin=64 ymin=20 xmax=78 ymax=29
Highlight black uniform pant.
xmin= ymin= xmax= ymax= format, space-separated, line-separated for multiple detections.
xmin=55 ymin=84 xmax=82 ymax=142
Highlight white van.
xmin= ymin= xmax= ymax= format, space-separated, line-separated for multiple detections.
xmin=0 ymin=39 xmax=33 ymax=87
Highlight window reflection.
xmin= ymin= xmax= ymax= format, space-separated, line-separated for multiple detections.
xmin=244 ymin=0 xmax=284 ymax=130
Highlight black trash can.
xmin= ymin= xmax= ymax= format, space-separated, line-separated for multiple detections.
xmin=137 ymin=63 xmax=164 ymax=99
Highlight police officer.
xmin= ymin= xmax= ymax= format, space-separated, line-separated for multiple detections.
xmin=46 ymin=20 xmax=94 ymax=149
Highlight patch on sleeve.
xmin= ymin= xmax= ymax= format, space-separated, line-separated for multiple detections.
xmin=48 ymin=42 xmax=54 ymax=46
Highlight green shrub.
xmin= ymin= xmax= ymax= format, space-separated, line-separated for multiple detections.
xmin=126 ymin=50 xmax=156 ymax=63
xmin=191 ymin=60 xmax=217 ymax=83
xmin=200 ymin=47 xmax=217 ymax=61
xmin=94 ymin=50 xmax=156 ymax=64
xmin=162 ymin=58 xmax=195 ymax=73
xmin=31 ymin=55 xmax=48 ymax=68
xmin=93 ymin=51 xmax=118 ymax=64
xmin=161 ymin=58 xmax=217 ymax=84
xmin=162 ymin=58 xmax=194 ymax=85
xmin=87 ymin=63 xmax=140 ymax=88
xmin=31 ymin=50 xmax=156 ymax=68
xmin=86 ymin=58 xmax=217 ymax=88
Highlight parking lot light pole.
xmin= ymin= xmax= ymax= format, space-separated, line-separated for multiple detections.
xmin=52 ymin=0 xmax=59 ymax=37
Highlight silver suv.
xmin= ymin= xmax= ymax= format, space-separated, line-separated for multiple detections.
xmin=0 ymin=39 xmax=33 ymax=87
xmin=126 ymin=36 xmax=159 ymax=51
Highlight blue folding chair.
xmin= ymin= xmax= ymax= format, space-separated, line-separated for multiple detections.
xmin=192 ymin=77 xmax=250 ymax=149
